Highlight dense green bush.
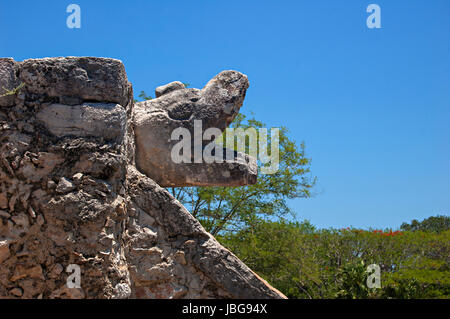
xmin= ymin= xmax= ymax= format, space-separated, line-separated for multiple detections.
xmin=218 ymin=218 xmax=450 ymax=299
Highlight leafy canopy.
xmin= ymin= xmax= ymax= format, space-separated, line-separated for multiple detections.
xmin=170 ymin=113 xmax=316 ymax=235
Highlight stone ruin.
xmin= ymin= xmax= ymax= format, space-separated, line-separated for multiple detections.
xmin=0 ymin=57 xmax=286 ymax=299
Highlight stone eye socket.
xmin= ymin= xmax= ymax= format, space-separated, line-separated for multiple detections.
xmin=167 ymin=102 xmax=193 ymax=121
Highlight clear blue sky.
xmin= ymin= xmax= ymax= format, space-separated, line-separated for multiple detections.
xmin=1 ymin=0 xmax=448 ymax=229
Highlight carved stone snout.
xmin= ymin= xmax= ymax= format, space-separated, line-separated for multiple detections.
xmin=133 ymin=71 xmax=257 ymax=187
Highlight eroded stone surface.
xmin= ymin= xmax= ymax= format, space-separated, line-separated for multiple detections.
xmin=0 ymin=58 xmax=17 ymax=107
xmin=36 ymin=103 xmax=126 ymax=142
xmin=19 ymin=57 xmax=131 ymax=106
xmin=155 ymin=81 xmax=185 ymax=98
xmin=0 ymin=56 xmax=286 ymax=299
xmin=133 ymin=71 xmax=257 ymax=187
xmin=126 ymin=165 xmax=284 ymax=298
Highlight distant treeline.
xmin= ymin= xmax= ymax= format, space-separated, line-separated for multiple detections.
xmin=218 ymin=215 xmax=450 ymax=299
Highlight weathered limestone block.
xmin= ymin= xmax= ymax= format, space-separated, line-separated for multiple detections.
xmin=155 ymin=81 xmax=185 ymax=98
xmin=0 ymin=56 xmax=286 ymax=299
xmin=0 ymin=240 xmax=10 ymax=263
xmin=0 ymin=58 xmax=18 ymax=107
xmin=126 ymin=165 xmax=284 ymax=299
xmin=36 ymin=103 xmax=126 ymax=142
xmin=133 ymin=70 xmax=257 ymax=187
xmin=0 ymin=57 xmax=132 ymax=299
xmin=19 ymin=57 xmax=131 ymax=106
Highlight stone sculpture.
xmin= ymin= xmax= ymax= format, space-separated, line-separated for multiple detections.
xmin=0 ymin=57 xmax=285 ymax=299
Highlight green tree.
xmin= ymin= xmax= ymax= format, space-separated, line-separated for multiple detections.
xmin=138 ymin=90 xmax=153 ymax=101
xmin=134 ymin=88 xmax=316 ymax=235
xmin=170 ymin=113 xmax=316 ymax=235
xmin=219 ymin=219 xmax=322 ymax=299
xmin=221 ymin=220 xmax=450 ymax=299
xmin=400 ymin=215 xmax=450 ymax=233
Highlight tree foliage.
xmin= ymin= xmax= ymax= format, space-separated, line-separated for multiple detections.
xmin=219 ymin=217 xmax=450 ymax=299
xmin=135 ymin=89 xmax=315 ymax=236
xmin=170 ymin=113 xmax=316 ymax=235
xmin=400 ymin=215 xmax=450 ymax=233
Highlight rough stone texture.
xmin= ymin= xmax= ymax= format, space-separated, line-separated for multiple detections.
xmin=155 ymin=81 xmax=185 ymax=98
xmin=36 ymin=103 xmax=126 ymax=143
xmin=0 ymin=58 xmax=18 ymax=107
xmin=134 ymin=71 xmax=257 ymax=187
xmin=125 ymin=166 xmax=283 ymax=298
xmin=0 ymin=57 xmax=286 ymax=299
xmin=19 ymin=57 xmax=132 ymax=107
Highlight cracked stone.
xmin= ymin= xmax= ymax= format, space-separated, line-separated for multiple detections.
xmin=55 ymin=177 xmax=76 ymax=194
